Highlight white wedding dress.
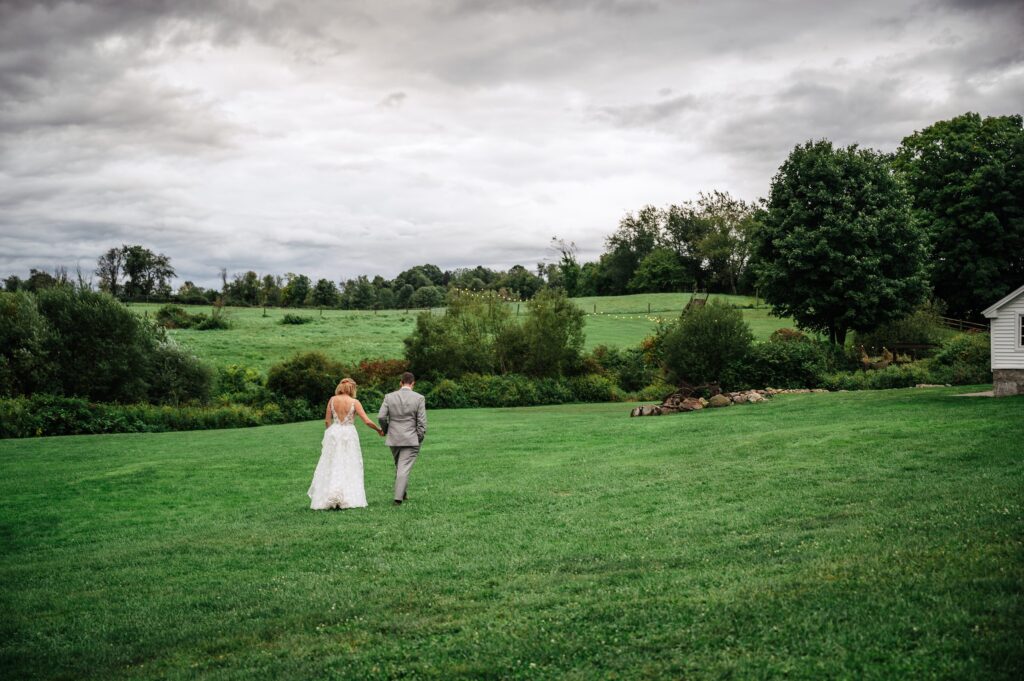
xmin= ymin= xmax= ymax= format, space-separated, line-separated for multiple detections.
xmin=308 ymin=401 xmax=368 ymax=510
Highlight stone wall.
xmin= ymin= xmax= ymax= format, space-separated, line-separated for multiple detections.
xmin=993 ymin=369 xmax=1024 ymax=397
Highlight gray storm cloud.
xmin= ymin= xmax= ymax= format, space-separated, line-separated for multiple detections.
xmin=1 ymin=0 xmax=1021 ymax=286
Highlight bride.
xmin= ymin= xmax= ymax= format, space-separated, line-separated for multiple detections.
xmin=308 ymin=378 xmax=384 ymax=510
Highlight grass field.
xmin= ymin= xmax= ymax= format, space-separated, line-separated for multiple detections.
xmin=134 ymin=294 xmax=793 ymax=370
xmin=2 ymin=388 xmax=1021 ymax=679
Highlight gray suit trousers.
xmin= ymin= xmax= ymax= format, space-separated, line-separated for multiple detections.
xmin=391 ymin=446 xmax=419 ymax=501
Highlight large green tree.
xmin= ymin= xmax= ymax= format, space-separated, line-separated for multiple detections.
xmin=894 ymin=112 xmax=1024 ymax=319
xmin=628 ymin=247 xmax=690 ymax=293
xmin=752 ymin=140 xmax=929 ymax=346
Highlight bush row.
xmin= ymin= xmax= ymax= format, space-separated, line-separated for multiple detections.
xmin=0 ymin=394 xmax=314 ymax=439
xmin=155 ymin=304 xmax=231 ymax=330
xmin=423 ymin=373 xmax=619 ymax=409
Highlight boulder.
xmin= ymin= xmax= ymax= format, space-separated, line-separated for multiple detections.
xmin=732 ymin=393 xmax=748 ymax=404
xmin=708 ymin=394 xmax=731 ymax=408
xmin=747 ymin=392 xmax=766 ymax=403
xmin=680 ymin=397 xmax=703 ymax=411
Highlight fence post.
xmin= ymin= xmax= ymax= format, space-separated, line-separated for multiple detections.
xmin=593 ymin=304 xmax=596 ymax=313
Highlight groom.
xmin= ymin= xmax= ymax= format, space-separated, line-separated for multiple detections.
xmin=378 ymin=371 xmax=427 ymax=506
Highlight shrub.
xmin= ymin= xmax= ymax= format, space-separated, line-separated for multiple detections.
xmin=854 ymin=301 xmax=946 ymax=357
xmin=534 ymin=377 xmax=575 ymax=405
xmin=215 ymin=364 xmax=271 ymax=405
xmin=409 ymin=285 xmax=447 ymax=308
xmin=567 ymin=374 xmax=617 ymax=403
xmin=193 ymin=306 xmax=231 ymax=330
xmin=267 ymin=352 xmax=345 ymax=409
xmin=661 ymin=300 xmax=754 ymax=384
xmin=769 ymin=328 xmax=808 ymax=343
xmin=35 ymin=287 xmax=156 ymax=403
xmin=587 ymin=345 xmax=656 ymax=391
xmin=928 ymin=332 xmax=991 ymax=385
xmin=155 ymin=304 xmax=196 ymax=329
xmin=0 ymin=291 xmax=55 ymax=397
xmin=404 ymin=291 xmax=510 ymax=380
xmin=722 ymin=338 xmax=831 ymax=390
xmin=820 ymin=364 xmax=932 ymax=391
xmin=635 ymin=380 xmax=675 ymax=401
xmin=516 ymin=289 xmax=586 ymax=378
xmin=0 ymin=394 xmax=307 ymax=439
xmin=147 ymin=342 xmax=213 ymax=405
xmin=356 ymin=386 xmax=385 ymax=415
xmin=352 ymin=358 xmax=410 ymax=388
xmin=280 ymin=313 xmax=313 ymax=325
xmin=428 ymin=379 xmax=470 ymax=409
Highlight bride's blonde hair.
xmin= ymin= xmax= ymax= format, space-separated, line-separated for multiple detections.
xmin=335 ymin=378 xmax=357 ymax=397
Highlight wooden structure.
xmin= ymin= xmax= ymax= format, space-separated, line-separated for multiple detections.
xmin=684 ymin=291 xmax=709 ymax=313
xmin=981 ymin=283 xmax=1024 ymax=397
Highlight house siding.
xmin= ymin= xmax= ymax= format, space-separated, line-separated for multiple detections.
xmin=990 ymin=292 xmax=1024 ymax=370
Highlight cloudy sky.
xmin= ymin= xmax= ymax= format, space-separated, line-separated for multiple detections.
xmin=1 ymin=0 xmax=1021 ymax=287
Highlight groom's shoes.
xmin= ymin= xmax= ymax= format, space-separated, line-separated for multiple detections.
xmin=393 ymin=500 xmax=402 ymax=506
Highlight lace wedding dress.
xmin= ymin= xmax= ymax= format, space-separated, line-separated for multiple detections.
xmin=308 ymin=401 xmax=368 ymax=510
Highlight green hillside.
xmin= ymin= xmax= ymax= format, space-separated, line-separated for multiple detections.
xmin=133 ymin=294 xmax=793 ymax=370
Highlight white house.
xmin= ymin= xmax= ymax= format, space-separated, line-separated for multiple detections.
xmin=982 ymin=283 xmax=1024 ymax=397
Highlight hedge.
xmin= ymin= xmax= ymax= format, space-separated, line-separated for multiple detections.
xmin=0 ymin=394 xmax=312 ymax=439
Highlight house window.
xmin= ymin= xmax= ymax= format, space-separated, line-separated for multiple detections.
xmin=1020 ymin=313 xmax=1024 ymax=348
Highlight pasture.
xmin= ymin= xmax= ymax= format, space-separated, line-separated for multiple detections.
xmin=2 ymin=388 xmax=1021 ymax=679
xmin=134 ymin=294 xmax=793 ymax=370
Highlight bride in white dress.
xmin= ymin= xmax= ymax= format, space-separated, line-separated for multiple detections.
xmin=308 ymin=378 xmax=384 ymax=510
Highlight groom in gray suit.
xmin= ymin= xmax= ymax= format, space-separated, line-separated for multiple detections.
xmin=378 ymin=371 xmax=427 ymax=506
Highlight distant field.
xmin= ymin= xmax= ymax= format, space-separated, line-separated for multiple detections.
xmin=134 ymin=293 xmax=795 ymax=370
xmin=2 ymin=388 xmax=1020 ymax=679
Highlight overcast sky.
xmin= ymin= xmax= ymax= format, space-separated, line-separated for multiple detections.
xmin=1 ymin=0 xmax=1021 ymax=287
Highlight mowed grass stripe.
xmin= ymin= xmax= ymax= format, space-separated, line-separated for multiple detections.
xmin=1 ymin=388 xmax=1021 ymax=679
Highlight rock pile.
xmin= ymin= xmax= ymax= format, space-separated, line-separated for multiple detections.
xmin=630 ymin=385 xmax=830 ymax=416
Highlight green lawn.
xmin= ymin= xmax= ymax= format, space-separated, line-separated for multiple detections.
xmin=2 ymin=388 xmax=1021 ymax=679
xmin=135 ymin=294 xmax=794 ymax=370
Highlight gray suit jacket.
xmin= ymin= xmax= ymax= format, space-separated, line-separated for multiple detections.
xmin=378 ymin=388 xmax=427 ymax=448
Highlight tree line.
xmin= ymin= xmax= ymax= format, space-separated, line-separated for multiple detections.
xmin=567 ymin=111 xmax=1022 ymax=328
xmin=4 ymin=112 xmax=1021 ymax=325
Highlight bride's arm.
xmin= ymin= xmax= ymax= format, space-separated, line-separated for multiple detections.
xmin=355 ymin=400 xmax=384 ymax=435
xmin=324 ymin=397 xmax=334 ymax=428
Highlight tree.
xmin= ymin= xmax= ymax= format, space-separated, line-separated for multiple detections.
xmin=404 ymin=290 xmax=510 ymax=379
xmin=894 ymin=113 xmax=1024 ymax=319
xmin=551 ymin=238 xmax=581 ymax=296
xmin=176 ymin=281 xmax=208 ymax=304
xmin=409 ymin=285 xmax=446 ymax=308
xmin=0 ymin=291 xmax=56 ymax=396
xmin=95 ymin=247 xmax=125 ymax=296
xmin=396 ymin=283 xmax=416 ymax=309
xmin=693 ymin=191 xmax=757 ymax=294
xmin=261 ymin=274 xmax=282 ymax=306
xmin=516 ymin=288 xmax=586 ymax=377
xmin=662 ymin=202 xmax=711 ymax=290
xmin=23 ymin=269 xmax=61 ymax=293
xmin=752 ymin=140 xmax=929 ymax=346
xmin=340 ymin=276 xmax=376 ymax=309
xmin=599 ymin=205 xmax=661 ymax=294
xmin=628 ymin=247 xmax=690 ymax=293
xmin=121 ymin=245 xmax=175 ymax=299
xmin=495 ymin=265 xmax=543 ymax=300
xmin=226 ymin=271 xmax=260 ymax=305
xmin=281 ymin=273 xmax=311 ymax=307
xmin=311 ymin=278 xmax=340 ymax=308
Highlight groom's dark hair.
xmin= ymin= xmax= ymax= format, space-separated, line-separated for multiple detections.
xmin=401 ymin=371 xmax=415 ymax=385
